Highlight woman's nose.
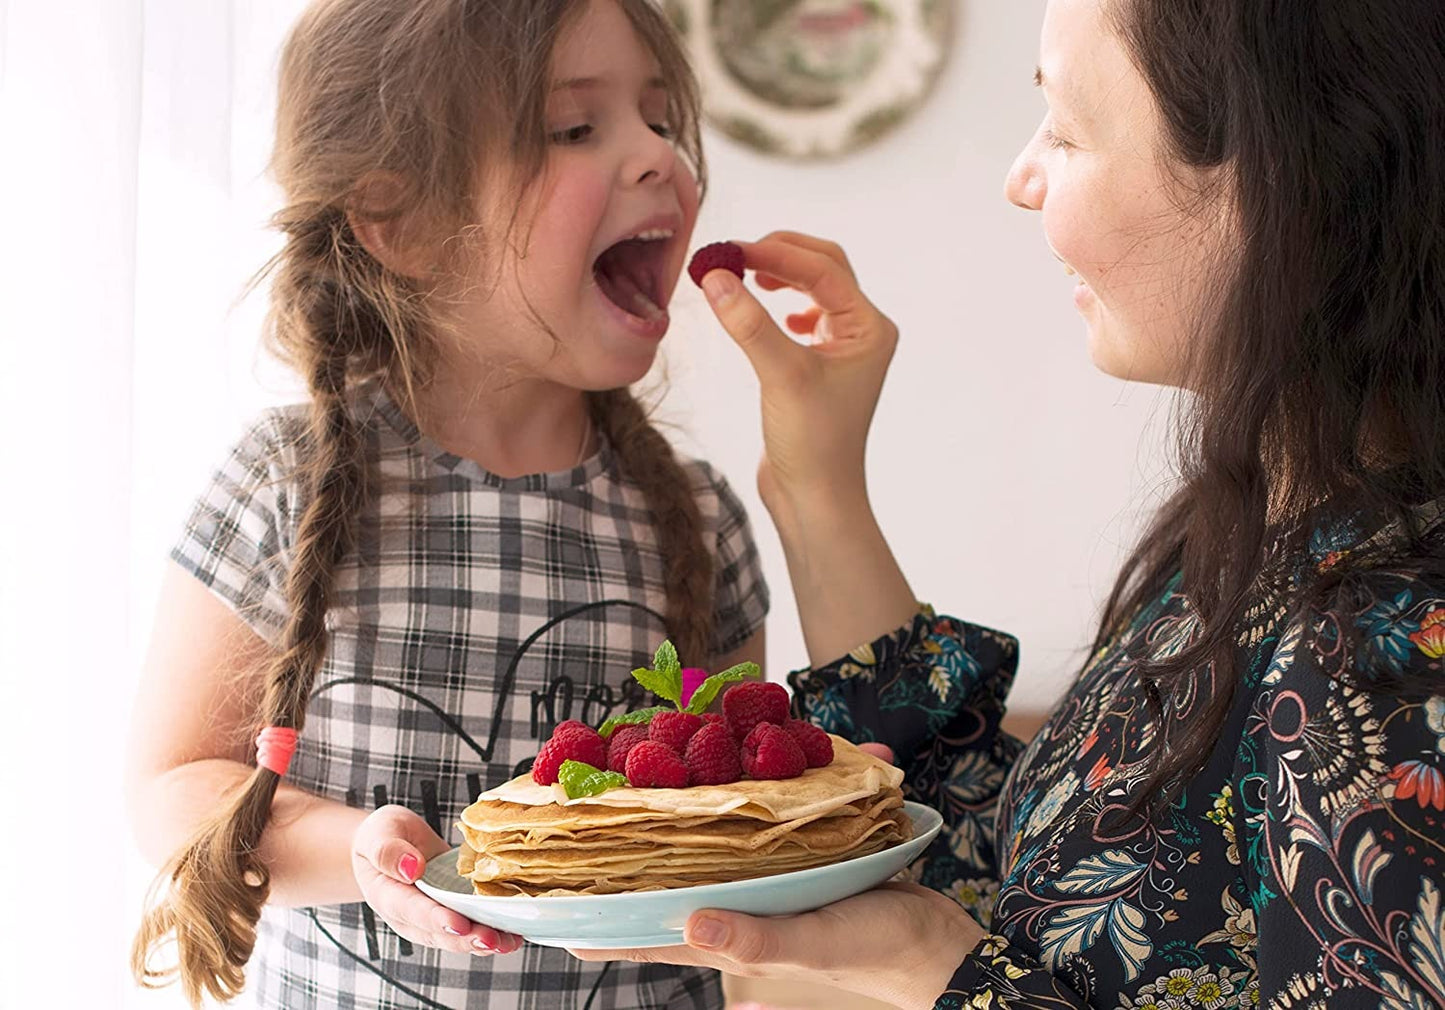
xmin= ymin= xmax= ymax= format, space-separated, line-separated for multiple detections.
xmin=1005 ymin=145 xmax=1045 ymax=211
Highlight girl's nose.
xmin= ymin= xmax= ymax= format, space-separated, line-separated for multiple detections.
xmin=625 ymin=124 xmax=677 ymax=187
xmin=1005 ymin=143 xmax=1045 ymax=212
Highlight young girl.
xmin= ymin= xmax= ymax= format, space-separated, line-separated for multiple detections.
xmin=126 ymin=2 xmax=767 ymax=1008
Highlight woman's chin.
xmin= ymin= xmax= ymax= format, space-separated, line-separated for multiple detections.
xmin=1085 ymin=325 xmax=1183 ymax=387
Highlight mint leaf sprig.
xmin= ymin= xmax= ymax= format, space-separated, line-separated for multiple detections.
xmin=596 ymin=640 xmax=760 ymax=737
xmin=558 ymin=760 xmax=628 ymax=799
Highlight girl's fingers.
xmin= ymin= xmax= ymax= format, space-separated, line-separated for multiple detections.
xmin=368 ymin=835 xmax=427 ymax=884
xmin=351 ymin=806 xmax=526 ymax=957
xmin=361 ymin=868 xmax=522 ymax=956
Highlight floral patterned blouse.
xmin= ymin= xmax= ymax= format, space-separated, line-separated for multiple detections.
xmin=788 ymin=509 xmax=1445 ymax=1010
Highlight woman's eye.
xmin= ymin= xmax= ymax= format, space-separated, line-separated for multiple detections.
xmin=1042 ymin=127 xmax=1072 ymax=150
xmin=549 ymin=124 xmax=594 ymax=145
xmin=649 ymin=123 xmax=676 ymax=140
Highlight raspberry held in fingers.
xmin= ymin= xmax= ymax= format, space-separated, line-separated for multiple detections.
xmin=687 ymin=241 xmax=745 ymax=288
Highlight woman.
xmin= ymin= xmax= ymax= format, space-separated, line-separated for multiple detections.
xmin=573 ymin=0 xmax=1445 ymax=1006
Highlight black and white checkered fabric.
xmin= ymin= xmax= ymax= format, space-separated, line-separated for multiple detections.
xmin=171 ymin=386 xmax=769 ymax=1009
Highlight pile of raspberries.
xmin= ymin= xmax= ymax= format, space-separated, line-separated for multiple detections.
xmin=531 ymin=682 xmax=834 ymax=788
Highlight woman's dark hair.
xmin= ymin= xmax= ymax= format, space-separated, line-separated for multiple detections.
xmin=1097 ymin=0 xmax=1445 ymax=807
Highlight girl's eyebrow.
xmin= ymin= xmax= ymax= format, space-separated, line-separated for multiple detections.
xmin=552 ymin=75 xmax=667 ymax=92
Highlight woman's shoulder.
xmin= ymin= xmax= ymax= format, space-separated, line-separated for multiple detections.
xmin=1260 ymin=500 xmax=1445 ymax=682
xmin=1256 ymin=545 xmax=1445 ymax=708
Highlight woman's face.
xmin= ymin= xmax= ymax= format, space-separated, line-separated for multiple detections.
xmin=1005 ymin=0 xmax=1231 ymax=387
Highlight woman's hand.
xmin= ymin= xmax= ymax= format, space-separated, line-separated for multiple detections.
xmin=570 ymin=882 xmax=985 ymax=1010
xmin=698 ymin=232 xmax=899 ymax=520
xmin=699 ymin=232 xmax=917 ymax=664
xmin=351 ymin=804 xmax=523 ymax=957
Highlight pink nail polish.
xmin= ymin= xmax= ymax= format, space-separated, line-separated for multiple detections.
xmin=398 ymin=853 xmax=421 ymax=881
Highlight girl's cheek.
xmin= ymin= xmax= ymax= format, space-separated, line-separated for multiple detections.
xmin=676 ymin=171 xmax=701 ymax=224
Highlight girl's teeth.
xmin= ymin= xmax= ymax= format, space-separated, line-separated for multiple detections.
xmin=632 ymin=290 xmax=665 ymax=321
xmin=633 ymin=229 xmax=673 ymax=241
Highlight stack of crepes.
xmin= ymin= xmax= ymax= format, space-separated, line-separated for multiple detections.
xmin=457 ymin=736 xmax=910 ymax=896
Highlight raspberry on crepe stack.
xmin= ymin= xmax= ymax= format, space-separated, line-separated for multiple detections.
xmin=454 ymin=640 xmax=910 ymax=896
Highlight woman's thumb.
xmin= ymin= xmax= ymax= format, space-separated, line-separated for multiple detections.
xmin=685 ymin=911 xmax=802 ymax=968
xmin=700 ymin=270 xmax=798 ymax=383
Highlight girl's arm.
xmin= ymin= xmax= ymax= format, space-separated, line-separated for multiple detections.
xmin=126 ymin=565 xmax=520 ymax=955
xmin=710 ymin=626 xmax=767 ymax=676
xmin=126 ymin=564 xmax=365 ymax=907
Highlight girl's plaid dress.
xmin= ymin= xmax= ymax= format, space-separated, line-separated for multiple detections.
xmin=172 ymin=387 xmax=770 ymax=1009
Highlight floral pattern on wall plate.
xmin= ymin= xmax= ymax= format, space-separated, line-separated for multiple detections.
xmin=665 ymin=0 xmax=955 ymax=159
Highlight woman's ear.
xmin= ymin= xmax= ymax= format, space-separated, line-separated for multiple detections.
xmin=345 ymin=173 xmax=437 ymax=280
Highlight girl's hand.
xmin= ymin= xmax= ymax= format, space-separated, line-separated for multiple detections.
xmin=351 ymin=804 xmax=523 ymax=957
xmin=570 ymin=882 xmax=985 ymax=1010
xmin=698 ymin=232 xmax=899 ymax=522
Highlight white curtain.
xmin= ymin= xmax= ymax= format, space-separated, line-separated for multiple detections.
xmin=0 ymin=3 xmax=305 ymax=1007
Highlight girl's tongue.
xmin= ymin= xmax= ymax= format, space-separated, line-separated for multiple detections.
xmin=594 ymin=238 xmax=667 ymax=321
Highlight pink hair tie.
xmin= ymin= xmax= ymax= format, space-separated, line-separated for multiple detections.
xmin=256 ymin=726 xmax=299 ymax=776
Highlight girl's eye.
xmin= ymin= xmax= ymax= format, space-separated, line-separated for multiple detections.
xmin=649 ymin=123 xmax=676 ymax=140
xmin=1042 ymin=127 xmax=1072 ymax=151
xmin=549 ymin=124 xmax=593 ymax=145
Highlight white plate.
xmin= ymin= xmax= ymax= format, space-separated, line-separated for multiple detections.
xmin=416 ymin=801 xmax=943 ymax=948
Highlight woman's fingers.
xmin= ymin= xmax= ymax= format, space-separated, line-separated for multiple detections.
xmin=732 ymin=238 xmax=870 ymax=324
xmin=785 ymin=307 xmax=823 ymax=336
xmin=856 ymin=742 xmax=895 ymax=764
xmin=683 ymin=909 xmax=834 ymax=972
xmin=754 ymin=231 xmax=857 ymax=278
xmin=700 ymin=270 xmax=807 ymax=389
xmin=572 ymin=885 xmax=984 ymax=1007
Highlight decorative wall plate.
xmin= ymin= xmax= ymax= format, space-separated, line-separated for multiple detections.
xmin=665 ymin=0 xmax=956 ymax=160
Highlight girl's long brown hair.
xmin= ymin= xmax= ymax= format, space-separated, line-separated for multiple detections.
xmin=132 ymin=2 xmax=712 ymax=1003
xmin=1096 ymin=0 xmax=1445 ymax=810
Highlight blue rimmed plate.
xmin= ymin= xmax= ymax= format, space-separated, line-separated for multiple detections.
xmin=416 ymin=800 xmax=942 ymax=949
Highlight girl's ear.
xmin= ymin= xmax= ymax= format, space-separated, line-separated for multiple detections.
xmin=345 ymin=172 xmax=437 ymax=280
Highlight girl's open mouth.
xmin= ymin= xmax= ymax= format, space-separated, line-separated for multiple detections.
xmin=593 ymin=236 xmax=670 ymax=323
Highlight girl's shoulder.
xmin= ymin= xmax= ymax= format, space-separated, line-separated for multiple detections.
xmin=666 ymin=453 xmax=754 ymax=530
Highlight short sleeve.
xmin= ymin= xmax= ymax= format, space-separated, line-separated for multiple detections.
xmin=701 ymin=466 xmax=769 ymax=656
xmin=170 ymin=411 xmax=304 ymax=645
